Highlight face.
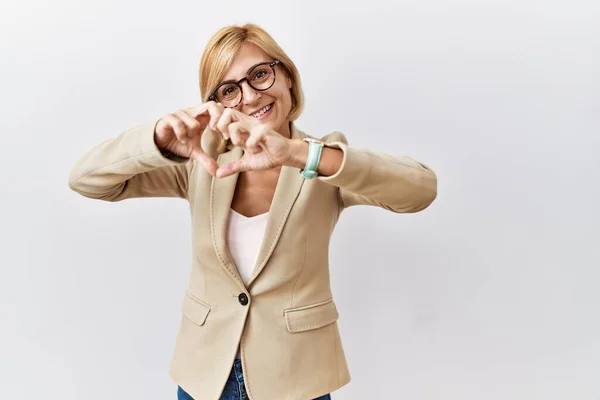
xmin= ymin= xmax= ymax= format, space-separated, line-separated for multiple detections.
xmin=215 ymin=43 xmax=293 ymax=137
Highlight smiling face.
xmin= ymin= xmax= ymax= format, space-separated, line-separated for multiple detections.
xmin=215 ymin=43 xmax=293 ymax=138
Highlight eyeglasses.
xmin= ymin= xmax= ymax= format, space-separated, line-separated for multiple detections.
xmin=208 ymin=60 xmax=282 ymax=108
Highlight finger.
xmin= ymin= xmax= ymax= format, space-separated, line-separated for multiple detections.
xmin=163 ymin=114 xmax=189 ymax=144
xmin=243 ymin=138 xmax=261 ymax=155
xmin=206 ymin=102 xmax=225 ymax=131
xmin=190 ymin=147 xmax=218 ymax=177
xmin=186 ymin=102 xmax=210 ymax=119
xmin=216 ymin=108 xmax=241 ymax=140
xmin=216 ymin=159 xmax=251 ymax=179
xmin=216 ymin=108 xmax=248 ymax=139
xmin=228 ymin=122 xmax=250 ymax=148
xmin=174 ymin=110 xmax=202 ymax=140
xmin=245 ymin=145 xmax=260 ymax=155
xmin=186 ymin=103 xmax=226 ymax=148
xmin=246 ymin=127 xmax=266 ymax=149
xmin=188 ymin=101 xmax=224 ymax=132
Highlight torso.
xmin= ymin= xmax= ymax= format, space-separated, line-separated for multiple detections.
xmin=230 ymin=167 xmax=281 ymax=217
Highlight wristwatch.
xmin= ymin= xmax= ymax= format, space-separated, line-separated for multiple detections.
xmin=300 ymin=137 xmax=325 ymax=179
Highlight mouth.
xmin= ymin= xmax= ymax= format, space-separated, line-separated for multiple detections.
xmin=251 ymin=103 xmax=274 ymax=120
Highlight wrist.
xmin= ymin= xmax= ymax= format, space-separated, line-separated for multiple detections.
xmin=284 ymin=139 xmax=309 ymax=169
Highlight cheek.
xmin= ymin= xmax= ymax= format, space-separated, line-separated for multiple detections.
xmin=276 ymin=93 xmax=292 ymax=117
xmin=278 ymin=85 xmax=293 ymax=107
xmin=268 ymin=86 xmax=292 ymax=112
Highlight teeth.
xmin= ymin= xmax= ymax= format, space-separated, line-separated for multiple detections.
xmin=252 ymin=104 xmax=272 ymax=118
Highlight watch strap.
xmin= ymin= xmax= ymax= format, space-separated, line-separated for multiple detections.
xmin=300 ymin=139 xmax=324 ymax=179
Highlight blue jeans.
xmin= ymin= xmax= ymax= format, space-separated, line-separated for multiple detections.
xmin=177 ymin=359 xmax=332 ymax=400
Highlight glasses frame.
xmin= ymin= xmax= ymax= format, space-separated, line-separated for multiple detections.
xmin=208 ymin=60 xmax=282 ymax=108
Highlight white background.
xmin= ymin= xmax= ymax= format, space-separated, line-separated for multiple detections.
xmin=1 ymin=0 xmax=599 ymax=399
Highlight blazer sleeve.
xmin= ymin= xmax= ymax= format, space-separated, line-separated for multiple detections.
xmin=68 ymin=120 xmax=194 ymax=201
xmin=317 ymin=132 xmax=437 ymax=213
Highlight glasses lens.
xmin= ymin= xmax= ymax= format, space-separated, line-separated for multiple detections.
xmin=216 ymin=83 xmax=241 ymax=107
xmin=248 ymin=64 xmax=275 ymax=90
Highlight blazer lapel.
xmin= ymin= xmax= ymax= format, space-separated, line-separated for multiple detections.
xmin=210 ymin=123 xmax=307 ymax=288
xmin=210 ymin=145 xmax=245 ymax=287
xmin=246 ymin=124 xmax=306 ymax=287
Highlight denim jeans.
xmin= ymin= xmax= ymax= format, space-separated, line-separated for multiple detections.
xmin=177 ymin=359 xmax=332 ymax=400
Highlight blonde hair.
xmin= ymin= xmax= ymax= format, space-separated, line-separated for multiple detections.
xmin=199 ymin=23 xmax=304 ymax=121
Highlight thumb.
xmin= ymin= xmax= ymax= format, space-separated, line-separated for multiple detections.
xmin=187 ymin=103 xmax=208 ymax=119
xmin=216 ymin=159 xmax=251 ymax=179
xmin=190 ymin=147 xmax=218 ymax=177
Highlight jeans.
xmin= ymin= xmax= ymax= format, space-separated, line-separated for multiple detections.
xmin=177 ymin=359 xmax=332 ymax=400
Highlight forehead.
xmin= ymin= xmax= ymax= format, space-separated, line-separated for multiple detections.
xmin=223 ymin=43 xmax=271 ymax=81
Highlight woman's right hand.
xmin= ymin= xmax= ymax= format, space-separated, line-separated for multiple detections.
xmin=154 ymin=101 xmax=225 ymax=176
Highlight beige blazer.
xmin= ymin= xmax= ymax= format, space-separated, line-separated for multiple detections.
xmin=68 ymin=120 xmax=437 ymax=400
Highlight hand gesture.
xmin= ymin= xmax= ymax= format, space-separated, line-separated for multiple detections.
xmin=214 ymin=108 xmax=292 ymax=178
xmin=154 ymin=101 xmax=224 ymax=176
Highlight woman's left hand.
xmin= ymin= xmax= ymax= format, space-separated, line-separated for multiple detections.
xmin=214 ymin=108 xmax=293 ymax=178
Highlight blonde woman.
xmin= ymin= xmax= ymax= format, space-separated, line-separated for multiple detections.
xmin=68 ymin=23 xmax=437 ymax=400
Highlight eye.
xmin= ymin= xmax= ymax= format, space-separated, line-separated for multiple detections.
xmin=219 ymin=84 xmax=240 ymax=99
xmin=251 ymin=68 xmax=271 ymax=82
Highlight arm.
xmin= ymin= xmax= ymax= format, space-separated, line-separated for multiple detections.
xmin=68 ymin=120 xmax=193 ymax=201
xmin=287 ymin=132 xmax=437 ymax=213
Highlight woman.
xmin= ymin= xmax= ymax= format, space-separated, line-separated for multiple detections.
xmin=68 ymin=23 xmax=437 ymax=400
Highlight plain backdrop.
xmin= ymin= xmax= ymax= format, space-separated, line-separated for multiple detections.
xmin=1 ymin=0 xmax=599 ymax=399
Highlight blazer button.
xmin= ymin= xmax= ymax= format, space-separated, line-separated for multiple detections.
xmin=238 ymin=293 xmax=249 ymax=306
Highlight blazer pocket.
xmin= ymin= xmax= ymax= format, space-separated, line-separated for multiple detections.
xmin=284 ymin=298 xmax=339 ymax=333
xmin=181 ymin=291 xmax=211 ymax=326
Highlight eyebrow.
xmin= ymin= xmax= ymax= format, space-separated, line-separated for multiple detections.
xmin=217 ymin=61 xmax=270 ymax=86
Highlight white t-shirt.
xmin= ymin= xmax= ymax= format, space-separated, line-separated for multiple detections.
xmin=226 ymin=208 xmax=269 ymax=285
xmin=227 ymin=208 xmax=269 ymax=359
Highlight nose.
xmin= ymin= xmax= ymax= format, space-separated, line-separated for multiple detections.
xmin=241 ymin=80 xmax=261 ymax=106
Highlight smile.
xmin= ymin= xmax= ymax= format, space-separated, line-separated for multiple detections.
xmin=251 ymin=103 xmax=273 ymax=119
